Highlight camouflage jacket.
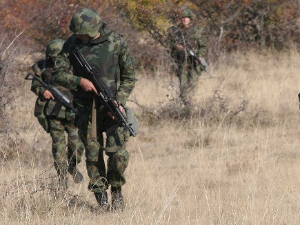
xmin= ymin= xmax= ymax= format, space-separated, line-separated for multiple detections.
xmin=31 ymin=58 xmax=74 ymax=117
xmin=31 ymin=58 xmax=53 ymax=96
xmin=53 ymin=30 xmax=136 ymax=106
xmin=167 ymin=23 xmax=207 ymax=62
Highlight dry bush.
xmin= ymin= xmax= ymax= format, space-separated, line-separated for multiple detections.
xmin=133 ymin=48 xmax=299 ymax=128
xmin=0 ymin=30 xmax=47 ymax=163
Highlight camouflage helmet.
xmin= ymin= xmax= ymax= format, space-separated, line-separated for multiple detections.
xmin=46 ymin=39 xmax=64 ymax=57
xmin=69 ymin=8 xmax=102 ymax=37
xmin=181 ymin=8 xmax=194 ymax=20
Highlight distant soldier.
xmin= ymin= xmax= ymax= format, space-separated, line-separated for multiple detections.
xmin=53 ymin=8 xmax=136 ymax=211
xmin=30 ymin=39 xmax=85 ymax=190
xmin=167 ymin=8 xmax=207 ymax=108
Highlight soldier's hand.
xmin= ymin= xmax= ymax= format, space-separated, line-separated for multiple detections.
xmin=80 ymin=78 xmax=98 ymax=94
xmin=107 ymin=101 xmax=124 ymax=120
xmin=176 ymin=44 xmax=184 ymax=51
xmin=43 ymin=90 xmax=54 ymax=100
xmin=195 ymin=56 xmax=204 ymax=65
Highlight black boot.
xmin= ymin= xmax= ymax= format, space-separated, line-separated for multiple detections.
xmin=68 ymin=167 xmax=83 ymax=183
xmin=94 ymin=191 xmax=110 ymax=212
xmin=111 ymin=186 xmax=124 ymax=211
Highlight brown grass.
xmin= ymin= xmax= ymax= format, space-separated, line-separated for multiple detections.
xmin=1 ymin=49 xmax=300 ymax=224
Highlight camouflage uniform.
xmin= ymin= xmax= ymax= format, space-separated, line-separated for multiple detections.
xmin=53 ymin=8 xmax=135 ymax=210
xmin=167 ymin=9 xmax=207 ymax=106
xmin=31 ymin=40 xmax=85 ymax=189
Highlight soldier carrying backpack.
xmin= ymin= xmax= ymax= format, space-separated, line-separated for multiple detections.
xmin=30 ymin=39 xmax=85 ymax=190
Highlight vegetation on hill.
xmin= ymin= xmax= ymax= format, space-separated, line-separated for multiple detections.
xmin=1 ymin=0 xmax=300 ymax=64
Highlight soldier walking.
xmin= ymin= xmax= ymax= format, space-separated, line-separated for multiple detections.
xmin=53 ymin=8 xmax=136 ymax=211
xmin=167 ymin=8 xmax=207 ymax=109
xmin=30 ymin=39 xmax=85 ymax=190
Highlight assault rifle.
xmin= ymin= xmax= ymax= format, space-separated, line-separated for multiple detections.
xmin=25 ymin=72 xmax=77 ymax=114
xmin=72 ymin=48 xmax=136 ymax=137
xmin=166 ymin=25 xmax=214 ymax=78
xmin=187 ymin=48 xmax=213 ymax=78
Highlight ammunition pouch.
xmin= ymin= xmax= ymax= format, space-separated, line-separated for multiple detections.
xmin=100 ymin=106 xmax=138 ymax=154
xmin=124 ymin=106 xmax=139 ymax=136
xmin=45 ymin=100 xmax=76 ymax=121
xmin=45 ymin=100 xmax=64 ymax=118
xmin=34 ymin=97 xmax=50 ymax=133
xmin=34 ymin=97 xmax=76 ymax=133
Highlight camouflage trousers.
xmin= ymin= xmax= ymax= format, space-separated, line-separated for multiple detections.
xmin=49 ymin=118 xmax=85 ymax=176
xmin=175 ymin=60 xmax=201 ymax=106
xmin=76 ymin=103 xmax=130 ymax=193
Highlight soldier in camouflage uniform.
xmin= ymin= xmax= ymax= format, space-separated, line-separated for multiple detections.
xmin=167 ymin=8 xmax=207 ymax=108
xmin=52 ymin=8 xmax=136 ymax=211
xmin=31 ymin=39 xmax=85 ymax=190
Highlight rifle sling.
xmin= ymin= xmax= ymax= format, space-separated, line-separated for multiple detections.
xmin=91 ymin=97 xmax=97 ymax=139
xmin=101 ymin=145 xmax=122 ymax=153
xmin=106 ymin=124 xmax=119 ymax=135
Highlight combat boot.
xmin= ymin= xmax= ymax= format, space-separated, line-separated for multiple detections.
xmin=94 ymin=191 xmax=110 ymax=212
xmin=68 ymin=167 xmax=83 ymax=183
xmin=111 ymin=186 xmax=124 ymax=211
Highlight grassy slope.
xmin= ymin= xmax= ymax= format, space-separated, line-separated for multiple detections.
xmin=1 ymin=49 xmax=300 ymax=224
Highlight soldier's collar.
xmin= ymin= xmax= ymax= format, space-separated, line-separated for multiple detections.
xmin=179 ymin=22 xmax=193 ymax=29
xmin=90 ymin=31 xmax=114 ymax=44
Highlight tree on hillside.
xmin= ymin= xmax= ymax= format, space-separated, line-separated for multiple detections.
xmin=193 ymin=0 xmax=300 ymax=52
xmin=113 ymin=0 xmax=300 ymax=61
xmin=1 ymin=0 xmax=300 ymax=68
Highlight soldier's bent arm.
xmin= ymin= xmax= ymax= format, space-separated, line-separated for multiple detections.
xmin=117 ymin=39 xmax=136 ymax=106
xmin=166 ymin=26 xmax=178 ymax=50
xmin=196 ymin=28 xmax=207 ymax=57
xmin=30 ymin=61 xmax=46 ymax=96
xmin=53 ymin=54 xmax=82 ymax=91
xmin=31 ymin=78 xmax=45 ymax=96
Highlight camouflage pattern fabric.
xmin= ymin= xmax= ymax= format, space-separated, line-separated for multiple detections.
xmin=54 ymin=30 xmax=135 ymax=105
xmin=30 ymin=59 xmax=85 ymax=178
xmin=98 ymin=106 xmax=130 ymax=188
xmin=167 ymin=23 xmax=207 ymax=106
xmin=46 ymin=39 xmax=65 ymax=57
xmin=49 ymin=118 xmax=85 ymax=177
xmin=181 ymin=8 xmax=194 ymax=20
xmin=53 ymin=26 xmax=136 ymax=192
xmin=69 ymin=8 xmax=103 ymax=38
xmin=75 ymin=103 xmax=130 ymax=192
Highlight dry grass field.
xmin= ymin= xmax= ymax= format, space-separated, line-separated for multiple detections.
xmin=1 ymin=49 xmax=300 ymax=224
